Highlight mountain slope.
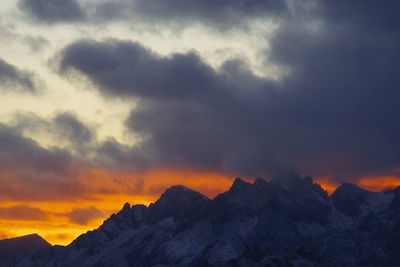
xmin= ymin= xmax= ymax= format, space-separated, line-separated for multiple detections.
xmin=0 ymin=234 xmax=51 ymax=267
xmin=15 ymin=176 xmax=400 ymax=266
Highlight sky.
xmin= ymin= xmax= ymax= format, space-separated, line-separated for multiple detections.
xmin=0 ymin=0 xmax=400 ymax=245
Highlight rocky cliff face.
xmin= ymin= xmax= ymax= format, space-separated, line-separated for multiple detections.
xmin=12 ymin=175 xmax=400 ymax=266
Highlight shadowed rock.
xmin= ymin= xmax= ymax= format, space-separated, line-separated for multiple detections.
xmin=0 ymin=234 xmax=51 ymax=266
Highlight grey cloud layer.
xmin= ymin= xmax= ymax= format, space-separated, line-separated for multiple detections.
xmin=18 ymin=0 xmax=85 ymax=22
xmin=18 ymin=0 xmax=285 ymax=27
xmin=96 ymin=0 xmax=286 ymax=28
xmin=0 ymin=111 xmax=152 ymax=202
xmin=0 ymin=59 xmax=39 ymax=93
xmin=13 ymin=112 xmax=95 ymax=155
xmin=59 ymin=40 xmax=227 ymax=100
xmin=0 ymin=123 xmax=72 ymax=175
xmin=0 ymin=115 xmax=90 ymax=202
xmin=58 ymin=0 xmax=400 ymax=181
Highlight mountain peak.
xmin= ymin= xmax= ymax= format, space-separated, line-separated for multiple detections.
xmin=335 ymin=182 xmax=366 ymax=191
xmin=332 ymin=182 xmax=372 ymax=198
xmin=15 ymin=177 xmax=400 ymax=266
xmin=122 ymin=202 xmax=130 ymax=211
xmin=331 ymin=182 xmax=373 ymax=216
xmin=0 ymin=234 xmax=51 ymax=262
xmin=147 ymin=185 xmax=209 ymax=224
xmin=164 ymin=184 xmax=192 ymax=194
xmin=0 ymin=233 xmax=49 ymax=244
xmin=158 ymin=185 xmax=208 ymax=203
xmin=230 ymin=177 xmax=251 ymax=191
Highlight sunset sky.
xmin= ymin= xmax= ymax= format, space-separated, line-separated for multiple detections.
xmin=1 ymin=0 xmax=400 ymax=245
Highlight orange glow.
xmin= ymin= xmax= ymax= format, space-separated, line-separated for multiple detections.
xmin=315 ymin=176 xmax=400 ymax=195
xmin=356 ymin=176 xmax=400 ymax=192
xmin=77 ymin=167 xmax=235 ymax=199
xmin=2 ymin=167 xmax=399 ymax=246
xmin=0 ymin=168 xmax=234 ymax=245
xmin=314 ymin=177 xmax=341 ymax=195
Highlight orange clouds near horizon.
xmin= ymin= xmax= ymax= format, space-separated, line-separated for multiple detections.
xmin=0 ymin=168 xmax=235 ymax=245
xmin=314 ymin=178 xmax=341 ymax=195
xmin=356 ymin=176 xmax=400 ymax=192
xmin=1 ymin=167 xmax=399 ymax=246
xmin=316 ymin=175 xmax=400 ymax=195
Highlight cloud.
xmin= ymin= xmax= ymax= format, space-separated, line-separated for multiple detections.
xmin=0 ymin=112 xmax=150 ymax=202
xmin=0 ymin=205 xmax=49 ymax=221
xmin=0 ymin=59 xmax=39 ymax=93
xmin=56 ymin=40 xmax=290 ymax=176
xmin=93 ymin=137 xmax=151 ymax=170
xmin=18 ymin=0 xmax=85 ymax=23
xmin=17 ymin=0 xmax=286 ymax=29
xmin=0 ymin=25 xmax=50 ymax=53
xmin=0 ymin=123 xmax=73 ymax=175
xmin=11 ymin=111 xmax=96 ymax=155
xmin=23 ymin=35 xmax=50 ymax=52
xmin=53 ymin=112 xmax=95 ymax=150
xmin=93 ymin=0 xmax=286 ymax=29
xmin=57 ymin=0 xmax=400 ymax=182
xmin=59 ymin=40 xmax=226 ymax=100
xmin=0 ymin=122 xmax=84 ymax=201
xmin=65 ymin=207 xmax=104 ymax=225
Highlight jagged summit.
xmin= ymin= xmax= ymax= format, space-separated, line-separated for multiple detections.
xmin=122 ymin=202 xmax=131 ymax=211
xmin=154 ymin=184 xmax=209 ymax=206
xmin=333 ymin=182 xmax=370 ymax=194
xmin=7 ymin=176 xmax=400 ymax=267
xmin=146 ymin=185 xmax=209 ymax=224
xmin=230 ymin=177 xmax=251 ymax=189
xmin=331 ymin=182 xmax=373 ymax=216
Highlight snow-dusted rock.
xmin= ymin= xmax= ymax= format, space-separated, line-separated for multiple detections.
xmin=11 ymin=177 xmax=400 ymax=266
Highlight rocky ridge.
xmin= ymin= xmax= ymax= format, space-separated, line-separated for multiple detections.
xmin=10 ymin=174 xmax=400 ymax=266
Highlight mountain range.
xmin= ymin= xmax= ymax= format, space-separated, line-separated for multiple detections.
xmin=3 ymin=174 xmax=400 ymax=266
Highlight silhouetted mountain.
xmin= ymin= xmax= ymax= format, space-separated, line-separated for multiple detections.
xmin=7 ymin=176 xmax=400 ymax=266
xmin=0 ymin=234 xmax=51 ymax=267
xmin=331 ymin=182 xmax=373 ymax=216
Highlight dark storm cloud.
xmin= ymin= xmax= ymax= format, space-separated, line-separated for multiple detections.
xmin=0 ymin=59 xmax=39 ymax=93
xmin=18 ymin=0 xmax=85 ymax=22
xmin=58 ymin=1 xmax=400 ymax=181
xmin=59 ymin=40 xmax=285 ymax=176
xmin=94 ymin=137 xmax=152 ymax=170
xmin=321 ymin=1 xmax=400 ymax=30
xmin=94 ymin=0 xmax=286 ymax=29
xmin=263 ymin=0 xmax=400 ymax=178
xmin=59 ymin=40 xmax=227 ymax=100
xmin=17 ymin=0 xmax=286 ymax=28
